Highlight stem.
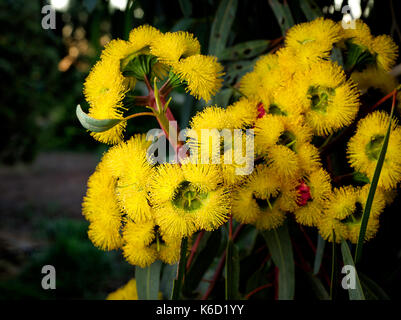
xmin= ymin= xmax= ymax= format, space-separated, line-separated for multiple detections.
xmin=330 ymin=232 xmax=337 ymax=300
xmin=124 ymin=112 xmax=155 ymax=121
xmin=245 ymin=283 xmax=273 ymax=300
xmin=171 ymin=237 xmax=188 ymax=300
xmin=186 ymin=231 xmax=205 ymax=271
xmin=201 ymin=224 xmax=244 ymax=300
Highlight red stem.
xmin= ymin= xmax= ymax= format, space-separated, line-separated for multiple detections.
xmin=245 ymin=283 xmax=273 ymax=300
xmin=201 ymin=224 xmax=244 ymax=300
xmin=186 ymin=231 xmax=205 ymax=271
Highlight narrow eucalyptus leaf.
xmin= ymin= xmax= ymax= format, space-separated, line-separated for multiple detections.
xmin=219 ymin=40 xmax=270 ymax=61
xmin=262 ymin=222 xmax=295 ymax=300
xmin=355 ymin=102 xmax=394 ymax=263
xmin=135 ymin=260 xmax=162 ymax=300
xmin=208 ymin=0 xmax=238 ymax=56
xmin=299 ymin=0 xmax=322 ymax=20
xmin=268 ymin=0 xmax=295 ymax=35
xmin=76 ymin=105 xmax=122 ymax=133
xmin=160 ymin=263 xmax=177 ymax=300
xmin=341 ymin=240 xmax=365 ymax=300
xmin=313 ymin=234 xmax=326 ymax=275
xmin=225 ymin=240 xmax=240 ymax=300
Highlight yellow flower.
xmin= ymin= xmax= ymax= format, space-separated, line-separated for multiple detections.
xmin=121 ymin=220 xmax=181 ymax=267
xmin=128 ymin=25 xmax=162 ymax=52
xmin=340 ymin=19 xmax=373 ymax=49
xmin=84 ymin=57 xmax=128 ymax=144
xmin=104 ymin=136 xmax=155 ymax=223
xmin=351 ymin=66 xmax=398 ymax=95
xmin=225 ymin=98 xmax=259 ymax=129
xmin=260 ymin=82 xmax=306 ymax=117
xmin=150 ymin=163 xmax=230 ymax=238
xmin=83 ymin=161 xmax=123 ymax=251
xmin=286 ymin=18 xmax=341 ymax=58
xmin=151 ymin=31 xmax=200 ymax=66
xmin=371 ymin=35 xmax=398 ymax=72
xmin=347 ymin=111 xmax=401 ymax=189
xmin=232 ymin=165 xmax=298 ymax=230
xmin=317 ymin=186 xmax=385 ymax=243
xmin=293 ymin=168 xmax=332 ymax=227
xmin=254 ymin=114 xmax=285 ymax=153
xmin=276 ymin=46 xmax=321 ymax=74
xmin=239 ymin=54 xmax=280 ymax=99
xmin=317 ymin=214 xmax=349 ymax=243
xmin=346 ymin=186 xmax=385 ymax=243
xmin=106 ymin=279 xmax=139 ymax=300
xmin=295 ymin=61 xmax=360 ymax=136
xmin=173 ymin=54 xmax=224 ymax=101
xmin=340 ymin=20 xmax=399 ymax=72
xmin=255 ymin=115 xmax=317 ymax=178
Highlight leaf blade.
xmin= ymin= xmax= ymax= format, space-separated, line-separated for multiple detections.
xmin=262 ymin=223 xmax=295 ymax=300
xmin=218 ymin=40 xmax=270 ymax=61
xmin=268 ymin=0 xmax=295 ymax=36
xmin=313 ymin=234 xmax=326 ymax=275
xmin=135 ymin=260 xmax=162 ymax=300
xmin=354 ymin=96 xmax=395 ymax=263
xmin=225 ymin=239 xmax=240 ymax=300
xmin=208 ymin=0 xmax=238 ymax=56
xmin=76 ymin=105 xmax=122 ymax=133
xmin=341 ymin=240 xmax=365 ymax=300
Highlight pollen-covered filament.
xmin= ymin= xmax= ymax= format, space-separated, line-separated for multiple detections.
xmin=365 ymin=134 xmax=385 ymax=160
xmin=308 ymin=85 xmax=336 ymax=113
xmin=172 ymin=181 xmax=209 ymax=211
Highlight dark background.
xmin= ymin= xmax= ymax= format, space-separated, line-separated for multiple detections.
xmin=0 ymin=0 xmax=400 ymax=300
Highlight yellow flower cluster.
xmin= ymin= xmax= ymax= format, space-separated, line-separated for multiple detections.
xmin=83 ymin=25 xmax=224 ymax=144
xmin=82 ymin=18 xmax=400 ymax=272
xmin=83 ymin=135 xmax=231 ymax=267
xmin=189 ymin=17 xmax=399 ymax=243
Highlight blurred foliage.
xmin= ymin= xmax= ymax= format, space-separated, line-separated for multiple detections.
xmin=0 ymin=218 xmax=132 ymax=299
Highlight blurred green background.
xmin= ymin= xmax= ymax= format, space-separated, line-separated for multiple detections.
xmin=0 ymin=0 xmax=400 ymax=300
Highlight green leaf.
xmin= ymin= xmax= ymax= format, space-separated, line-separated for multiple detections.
xmin=210 ymin=88 xmax=233 ymax=107
xmin=359 ymin=273 xmax=390 ymax=300
xmin=299 ymin=0 xmax=322 ymax=20
xmin=225 ymin=239 xmax=240 ymax=300
xmin=171 ymin=237 xmax=188 ymax=300
xmin=354 ymin=101 xmax=395 ymax=263
xmin=76 ymin=105 xmax=122 ymax=133
xmin=313 ymin=234 xmax=325 ymax=275
xmin=208 ymin=0 xmax=238 ymax=56
xmin=135 ymin=260 xmax=162 ymax=300
xmin=305 ymin=272 xmax=330 ymax=300
xmin=268 ymin=0 xmax=295 ymax=35
xmin=160 ymin=263 xmax=177 ymax=300
xmin=330 ymin=238 xmax=338 ymax=300
xmin=224 ymin=59 xmax=256 ymax=86
xmin=353 ymin=171 xmax=371 ymax=184
xmin=171 ymin=17 xmax=196 ymax=32
xmin=183 ymin=230 xmax=222 ymax=296
xmin=341 ymin=240 xmax=365 ymax=300
xmin=178 ymin=0 xmax=192 ymax=17
xmin=218 ymin=40 xmax=270 ymax=61
xmin=235 ymin=225 xmax=258 ymax=259
xmin=262 ymin=223 xmax=295 ymax=300
xmin=331 ymin=47 xmax=344 ymax=67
